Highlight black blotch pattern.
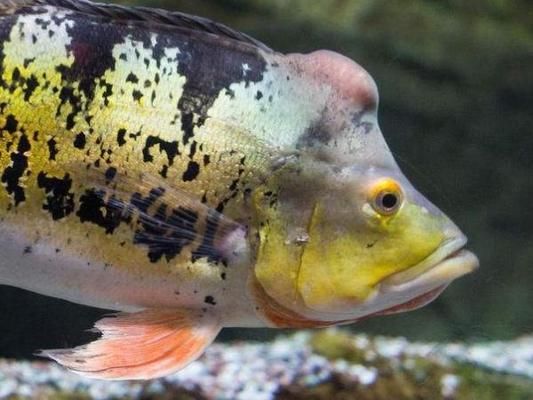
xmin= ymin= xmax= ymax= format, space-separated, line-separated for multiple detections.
xmin=6 ymin=66 xmax=39 ymax=101
xmin=2 ymin=133 xmax=30 ymax=205
xmin=54 ymin=85 xmax=82 ymax=131
xmin=77 ymin=189 xmax=123 ymax=233
xmin=104 ymin=166 xmax=117 ymax=182
xmin=116 ymin=128 xmax=126 ymax=146
xmin=180 ymin=112 xmax=195 ymax=145
xmin=142 ymin=135 xmax=179 ymax=165
xmin=0 ymin=15 xmax=18 ymax=88
xmin=159 ymin=164 xmax=168 ymax=178
xmin=132 ymin=89 xmax=143 ymax=102
xmin=100 ymin=80 xmax=113 ymax=106
xmin=73 ymin=132 xmax=86 ymax=149
xmin=47 ymin=137 xmax=58 ymax=160
xmin=37 ymin=172 xmax=75 ymax=220
xmin=23 ymin=74 xmax=39 ymax=101
xmin=188 ymin=141 xmax=197 ymax=159
xmin=23 ymin=57 xmax=35 ymax=68
xmin=182 ymin=161 xmax=200 ymax=182
xmin=204 ymin=295 xmax=216 ymax=305
xmin=126 ymin=72 xmax=139 ymax=83
xmin=61 ymin=16 xmax=126 ymax=100
xmin=166 ymin=28 xmax=266 ymax=144
xmin=2 ymin=114 xmax=18 ymax=134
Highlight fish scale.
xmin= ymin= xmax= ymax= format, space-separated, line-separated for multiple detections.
xmin=0 ymin=3 xmax=281 ymax=260
xmin=0 ymin=0 xmax=478 ymax=380
xmin=0 ymin=0 xmax=297 ymax=326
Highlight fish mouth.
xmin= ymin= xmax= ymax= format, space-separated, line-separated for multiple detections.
xmin=379 ymin=236 xmax=479 ymax=291
xmin=299 ymin=237 xmax=479 ymax=320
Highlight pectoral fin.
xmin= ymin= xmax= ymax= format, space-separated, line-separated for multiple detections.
xmin=38 ymin=309 xmax=221 ymax=380
xmin=72 ymin=168 xmax=247 ymax=265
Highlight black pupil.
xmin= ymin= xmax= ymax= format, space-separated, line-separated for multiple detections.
xmin=381 ymin=193 xmax=398 ymax=210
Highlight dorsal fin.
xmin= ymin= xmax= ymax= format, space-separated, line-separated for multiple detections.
xmin=0 ymin=0 xmax=272 ymax=51
xmin=0 ymin=0 xmax=30 ymax=14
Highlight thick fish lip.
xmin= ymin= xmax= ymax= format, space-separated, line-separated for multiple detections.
xmin=379 ymin=236 xmax=479 ymax=290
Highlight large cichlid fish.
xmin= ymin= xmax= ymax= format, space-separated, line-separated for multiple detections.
xmin=0 ymin=0 xmax=478 ymax=379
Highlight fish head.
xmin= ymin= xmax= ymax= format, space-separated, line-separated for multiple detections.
xmin=293 ymin=163 xmax=479 ymax=316
xmin=252 ymin=50 xmax=478 ymax=323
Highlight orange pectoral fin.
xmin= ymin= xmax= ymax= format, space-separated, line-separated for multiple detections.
xmin=38 ymin=309 xmax=221 ymax=380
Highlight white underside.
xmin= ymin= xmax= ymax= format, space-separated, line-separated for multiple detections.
xmin=0 ymin=222 xmax=264 ymax=327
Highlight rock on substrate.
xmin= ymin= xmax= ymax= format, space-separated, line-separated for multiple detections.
xmin=0 ymin=330 xmax=531 ymax=400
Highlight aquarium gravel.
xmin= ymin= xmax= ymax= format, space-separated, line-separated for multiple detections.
xmin=0 ymin=331 xmax=531 ymax=399
xmin=371 ymin=334 xmax=533 ymax=379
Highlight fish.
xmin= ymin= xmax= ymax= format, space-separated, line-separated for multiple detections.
xmin=0 ymin=0 xmax=479 ymax=380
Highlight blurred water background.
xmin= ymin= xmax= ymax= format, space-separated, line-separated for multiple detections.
xmin=0 ymin=0 xmax=531 ymax=359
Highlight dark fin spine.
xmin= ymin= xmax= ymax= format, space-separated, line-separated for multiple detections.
xmin=0 ymin=0 xmax=34 ymax=15
xmin=0 ymin=0 xmax=272 ymax=51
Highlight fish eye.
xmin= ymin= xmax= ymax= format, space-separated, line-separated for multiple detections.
xmin=369 ymin=179 xmax=403 ymax=216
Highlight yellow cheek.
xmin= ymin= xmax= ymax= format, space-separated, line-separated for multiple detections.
xmin=296 ymin=203 xmax=445 ymax=312
xmin=297 ymin=235 xmax=375 ymax=309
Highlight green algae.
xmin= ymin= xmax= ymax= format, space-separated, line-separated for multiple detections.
xmin=306 ymin=330 xmax=453 ymax=400
xmin=304 ymin=330 xmax=533 ymax=400
xmin=454 ymin=365 xmax=533 ymax=400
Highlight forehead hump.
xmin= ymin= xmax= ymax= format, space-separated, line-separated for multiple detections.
xmin=285 ymin=50 xmax=396 ymax=168
xmin=289 ymin=50 xmax=379 ymax=111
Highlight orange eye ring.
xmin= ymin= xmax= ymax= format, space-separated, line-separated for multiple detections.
xmin=369 ymin=179 xmax=403 ymax=216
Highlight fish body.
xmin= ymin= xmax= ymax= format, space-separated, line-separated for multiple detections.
xmin=0 ymin=0 xmax=478 ymax=379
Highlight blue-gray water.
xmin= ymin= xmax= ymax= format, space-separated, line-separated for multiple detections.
xmin=0 ymin=1 xmax=531 ymax=399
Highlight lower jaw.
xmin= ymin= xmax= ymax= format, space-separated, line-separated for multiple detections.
xmin=370 ymin=284 xmax=448 ymax=316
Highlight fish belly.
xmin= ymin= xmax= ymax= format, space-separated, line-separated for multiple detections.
xmin=0 ymin=217 xmax=259 ymax=326
xmin=0 ymin=219 xmax=198 ymax=311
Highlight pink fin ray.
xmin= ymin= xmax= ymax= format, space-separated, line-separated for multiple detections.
xmin=38 ymin=309 xmax=221 ymax=380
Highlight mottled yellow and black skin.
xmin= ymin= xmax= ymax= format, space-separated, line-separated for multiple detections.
xmin=1 ymin=3 xmax=263 ymax=218
xmin=0 ymin=1 xmax=477 ymax=331
xmin=0 ymin=0 xmax=346 ymax=323
xmin=0 ymin=0 xmax=275 ymax=314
